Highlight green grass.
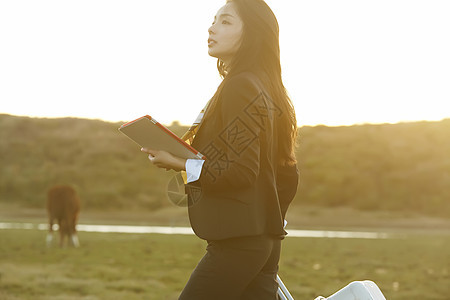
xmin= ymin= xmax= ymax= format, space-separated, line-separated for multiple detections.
xmin=0 ymin=229 xmax=448 ymax=299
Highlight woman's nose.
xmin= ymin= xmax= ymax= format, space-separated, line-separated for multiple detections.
xmin=208 ymin=25 xmax=215 ymax=35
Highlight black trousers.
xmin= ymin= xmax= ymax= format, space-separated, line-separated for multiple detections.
xmin=179 ymin=235 xmax=281 ymax=300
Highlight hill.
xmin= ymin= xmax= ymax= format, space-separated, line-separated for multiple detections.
xmin=0 ymin=114 xmax=449 ymax=217
xmin=297 ymin=120 xmax=450 ymax=217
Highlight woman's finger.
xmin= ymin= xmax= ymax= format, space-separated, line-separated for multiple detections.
xmin=141 ymin=148 xmax=157 ymax=156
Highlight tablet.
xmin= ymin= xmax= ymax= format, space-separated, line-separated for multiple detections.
xmin=118 ymin=115 xmax=205 ymax=160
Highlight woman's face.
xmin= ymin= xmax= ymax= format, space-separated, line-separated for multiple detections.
xmin=208 ymin=2 xmax=243 ymax=65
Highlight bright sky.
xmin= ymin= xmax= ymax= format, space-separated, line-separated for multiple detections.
xmin=1 ymin=0 xmax=449 ymax=127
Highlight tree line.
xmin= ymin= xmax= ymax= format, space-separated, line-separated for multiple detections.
xmin=1 ymin=114 xmax=449 ymax=217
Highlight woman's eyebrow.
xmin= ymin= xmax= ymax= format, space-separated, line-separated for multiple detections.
xmin=219 ymin=13 xmax=235 ymax=18
xmin=214 ymin=13 xmax=235 ymax=20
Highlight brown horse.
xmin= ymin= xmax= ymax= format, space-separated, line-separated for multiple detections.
xmin=46 ymin=185 xmax=80 ymax=247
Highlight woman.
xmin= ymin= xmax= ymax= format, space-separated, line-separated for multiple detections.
xmin=142 ymin=0 xmax=298 ymax=298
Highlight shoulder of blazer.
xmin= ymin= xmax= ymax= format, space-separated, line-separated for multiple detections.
xmin=222 ymin=72 xmax=263 ymax=94
xmin=193 ymin=72 xmax=264 ymax=145
xmin=218 ymin=72 xmax=266 ymax=112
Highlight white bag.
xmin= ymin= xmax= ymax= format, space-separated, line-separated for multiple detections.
xmin=314 ymin=280 xmax=387 ymax=300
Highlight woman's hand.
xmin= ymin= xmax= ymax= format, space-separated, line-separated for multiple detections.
xmin=140 ymin=148 xmax=186 ymax=172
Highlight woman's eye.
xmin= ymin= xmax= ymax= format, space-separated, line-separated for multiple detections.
xmin=222 ymin=20 xmax=230 ymax=25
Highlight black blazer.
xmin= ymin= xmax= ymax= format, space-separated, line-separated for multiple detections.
xmin=185 ymin=72 xmax=299 ymax=241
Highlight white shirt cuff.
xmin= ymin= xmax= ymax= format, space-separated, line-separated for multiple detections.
xmin=185 ymin=159 xmax=205 ymax=183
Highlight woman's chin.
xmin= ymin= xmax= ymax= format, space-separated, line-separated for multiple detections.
xmin=207 ymin=50 xmax=218 ymax=58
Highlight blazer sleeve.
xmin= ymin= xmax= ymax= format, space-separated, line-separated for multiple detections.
xmin=193 ymin=75 xmax=263 ymax=193
xmin=276 ymin=164 xmax=299 ymax=219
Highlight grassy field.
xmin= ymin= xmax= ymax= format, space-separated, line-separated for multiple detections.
xmin=2 ymin=113 xmax=449 ymax=298
xmin=0 ymin=227 xmax=449 ymax=300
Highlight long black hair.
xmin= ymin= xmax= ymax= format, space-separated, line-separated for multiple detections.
xmin=209 ymin=0 xmax=297 ymax=166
